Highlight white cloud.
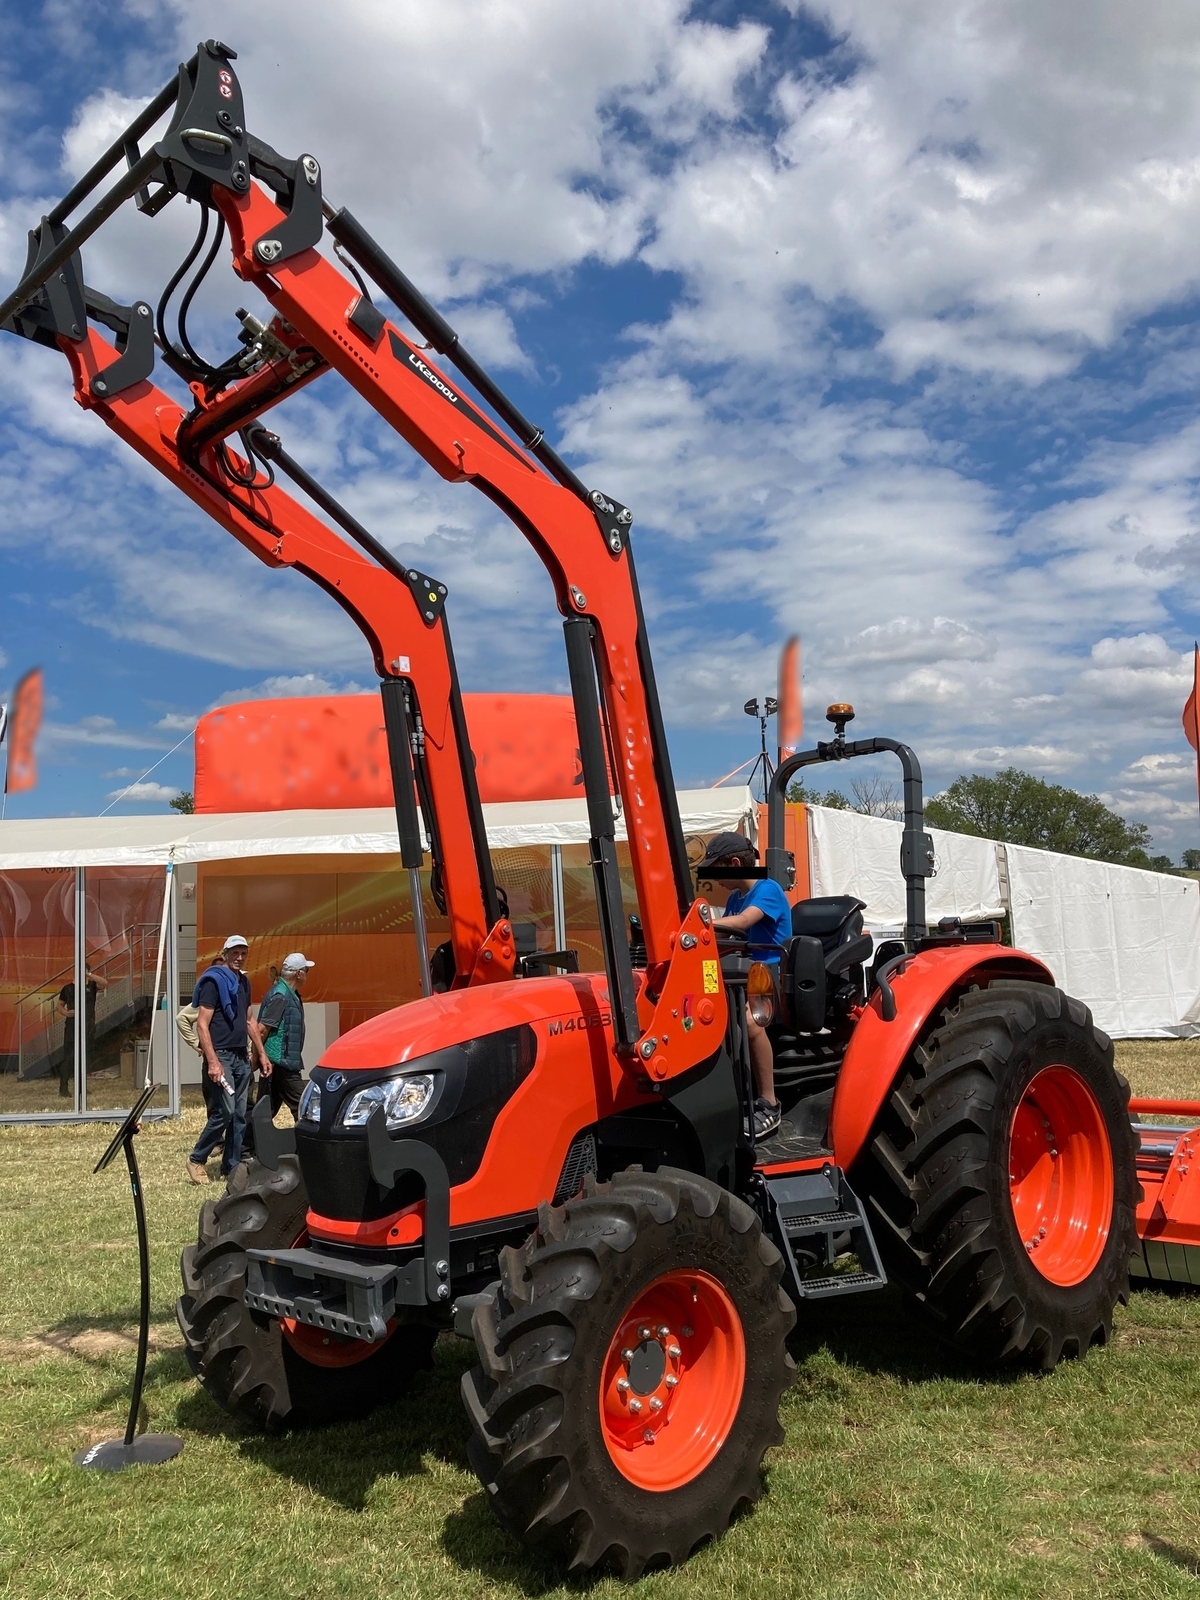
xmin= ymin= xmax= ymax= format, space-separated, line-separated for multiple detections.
xmin=105 ymin=781 xmax=181 ymax=803
xmin=154 ymin=713 xmax=197 ymax=732
xmin=213 ymin=673 xmax=368 ymax=707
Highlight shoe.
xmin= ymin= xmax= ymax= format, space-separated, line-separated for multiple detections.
xmin=753 ymin=1098 xmax=782 ymax=1140
xmin=185 ymin=1160 xmax=210 ymax=1185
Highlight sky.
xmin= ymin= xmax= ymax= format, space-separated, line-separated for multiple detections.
xmin=3 ymin=1 xmax=1200 ymax=852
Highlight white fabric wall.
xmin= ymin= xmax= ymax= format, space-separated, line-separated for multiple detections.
xmin=1005 ymin=845 xmax=1200 ymax=1039
xmin=807 ymin=806 xmax=1004 ymax=930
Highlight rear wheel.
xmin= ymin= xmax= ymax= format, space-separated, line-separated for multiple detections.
xmin=862 ymin=981 xmax=1138 ymax=1368
xmin=176 ymin=1155 xmax=436 ymax=1428
xmin=461 ymin=1167 xmax=795 ymax=1578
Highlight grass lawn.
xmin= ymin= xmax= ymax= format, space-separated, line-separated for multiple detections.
xmin=1 ymin=1040 xmax=1199 ymax=1599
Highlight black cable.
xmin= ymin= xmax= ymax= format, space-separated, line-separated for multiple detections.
xmin=156 ymin=202 xmax=210 ymax=363
xmin=175 ymin=210 xmax=226 ymax=375
xmin=333 ymin=240 xmax=373 ymax=305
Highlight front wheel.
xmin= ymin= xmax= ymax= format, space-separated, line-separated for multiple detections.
xmin=461 ymin=1168 xmax=795 ymax=1578
xmin=177 ymin=1155 xmax=436 ymax=1428
xmin=862 ymin=980 xmax=1138 ymax=1369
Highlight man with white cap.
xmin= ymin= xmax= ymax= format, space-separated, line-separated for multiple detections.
xmin=254 ymin=951 xmax=315 ymax=1123
xmin=185 ymin=934 xmax=269 ymax=1183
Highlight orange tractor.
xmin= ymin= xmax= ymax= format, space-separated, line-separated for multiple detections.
xmin=4 ymin=39 xmax=1198 ymax=1577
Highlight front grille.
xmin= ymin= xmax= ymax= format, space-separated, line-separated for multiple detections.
xmin=297 ymin=1129 xmax=423 ymax=1221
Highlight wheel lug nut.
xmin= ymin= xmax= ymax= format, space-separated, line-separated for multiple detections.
xmin=665 ymin=1374 xmax=679 ymax=1388
xmin=656 ymin=1325 xmax=670 ymax=1338
xmin=621 ymin=1348 xmax=635 ymax=1362
xmin=638 ymin=1326 xmax=651 ymax=1339
xmin=681 ymin=1326 xmax=693 ymax=1338
xmin=649 ymin=1397 xmax=663 ymax=1411
xmin=667 ymin=1344 xmax=681 ymax=1358
xmin=629 ymin=1398 xmax=642 ymax=1414
xmin=617 ymin=1377 xmax=630 ymax=1392
xmin=1038 ymin=1227 xmax=1046 ymax=1238
xmin=643 ymin=1428 xmax=655 ymax=1443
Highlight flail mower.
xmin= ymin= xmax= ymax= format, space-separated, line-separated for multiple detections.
xmin=4 ymin=40 xmax=1198 ymax=1578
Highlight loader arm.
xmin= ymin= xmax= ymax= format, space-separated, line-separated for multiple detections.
xmin=56 ymin=318 xmax=509 ymax=988
xmin=0 ymin=39 xmax=724 ymax=1076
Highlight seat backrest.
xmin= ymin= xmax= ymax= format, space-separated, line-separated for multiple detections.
xmin=790 ymin=896 xmax=867 ymax=956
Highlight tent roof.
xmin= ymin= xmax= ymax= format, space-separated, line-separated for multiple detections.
xmin=0 ymin=789 xmax=756 ymax=870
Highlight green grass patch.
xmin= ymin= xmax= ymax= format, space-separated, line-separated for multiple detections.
xmin=2 ymin=1051 xmax=1200 ymax=1598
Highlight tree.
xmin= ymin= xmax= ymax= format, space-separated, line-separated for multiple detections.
xmin=785 ymin=772 xmax=901 ymax=818
xmin=1183 ymin=849 xmax=1200 ymax=871
xmin=169 ymin=790 xmax=195 ymax=814
xmin=786 ymin=776 xmax=848 ymax=809
xmin=925 ymin=768 xmax=1153 ymax=867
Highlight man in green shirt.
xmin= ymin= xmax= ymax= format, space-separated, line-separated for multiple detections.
xmin=255 ymin=951 xmax=314 ymax=1121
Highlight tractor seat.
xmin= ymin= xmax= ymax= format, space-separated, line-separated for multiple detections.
xmin=790 ymin=896 xmax=867 ymax=954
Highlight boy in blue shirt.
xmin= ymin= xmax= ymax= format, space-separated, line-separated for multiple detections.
xmin=697 ymin=832 xmax=791 ymax=1139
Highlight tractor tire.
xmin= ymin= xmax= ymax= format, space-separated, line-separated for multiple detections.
xmin=460 ymin=1167 xmax=795 ymax=1578
xmin=176 ymin=1155 xmax=436 ymax=1429
xmin=862 ymin=980 xmax=1138 ymax=1369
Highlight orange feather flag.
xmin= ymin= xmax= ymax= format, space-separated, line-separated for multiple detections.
xmin=4 ymin=667 xmax=43 ymax=795
xmin=1184 ymin=643 xmax=1200 ymax=813
xmin=777 ymin=636 xmax=802 ymax=763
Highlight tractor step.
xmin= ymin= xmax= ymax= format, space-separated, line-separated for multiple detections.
xmin=764 ymin=1165 xmax=887 ymax=1302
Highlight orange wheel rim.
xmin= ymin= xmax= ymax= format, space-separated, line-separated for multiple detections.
xmin=277 ymin=1227 xmax=392 ymax=1369
xmin=598 ymin=1269 xmax=745 ymax=1491
xmin=1009 ymin=1065 xmax=1113 ymax=1287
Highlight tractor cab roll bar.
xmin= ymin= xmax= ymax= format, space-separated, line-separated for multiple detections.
xmin=765 ymin=705 xmax=936 ymax=953
xmin=2 ymin=39 xmax=724 ymax=1081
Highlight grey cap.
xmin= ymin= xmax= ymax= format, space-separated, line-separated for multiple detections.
xmin=222 ymin=933 xmax=249 ymax=951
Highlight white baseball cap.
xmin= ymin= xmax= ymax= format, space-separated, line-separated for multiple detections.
xmin=281 ymin=951 xmax=315 ymax=973
xmin=223 ymin=934 xmax=249 ymax=951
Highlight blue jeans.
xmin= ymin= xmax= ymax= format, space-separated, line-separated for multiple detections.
xmin=188 ymin=1049 xmax=250 ymax=1173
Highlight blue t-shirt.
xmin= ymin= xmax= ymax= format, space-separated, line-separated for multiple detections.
xmin=723 ymin=880 xmax=792 ymax=963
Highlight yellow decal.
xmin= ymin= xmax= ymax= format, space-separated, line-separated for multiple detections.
xmin=702 ymin=960 xmax=719 ymax=995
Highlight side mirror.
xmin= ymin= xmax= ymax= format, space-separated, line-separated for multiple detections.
xmin=782 ymin=935 xmax=826 ymax=1033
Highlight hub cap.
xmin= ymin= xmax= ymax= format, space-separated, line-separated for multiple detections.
xmin=1009 ymin=1065 xmax=1113 ymax=1287
xmin=598 ymin=1269 xmax=745 ymax=1491
xmin=278 ymin=1227 xmax=390 ymax=1368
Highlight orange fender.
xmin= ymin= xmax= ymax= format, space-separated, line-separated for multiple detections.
xmin=830 ymin=946 xmax=1055 ymax=1174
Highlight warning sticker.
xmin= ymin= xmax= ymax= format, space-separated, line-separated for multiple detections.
xmin=702 ymin=960 xmax=719 ymax=995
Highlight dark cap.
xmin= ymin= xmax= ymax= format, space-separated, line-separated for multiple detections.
xmin=695 ymin=831 xmax=757 ymax=871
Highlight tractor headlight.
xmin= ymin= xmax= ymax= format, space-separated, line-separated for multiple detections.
xmin=298 ymin=1080 xmax=321 ymax=1124
xmin=747 ymin=962 xmax=777 ymax=1027
xmin=339 ymin=1072 xmax=437 ymax=1130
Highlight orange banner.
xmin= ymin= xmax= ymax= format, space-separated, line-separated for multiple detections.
xmin=1184 ymin=642 xmax=1200 ymax=810
xmin=193 ymin=692 xmax=588 ymax=813
xmin=777 ymin=635 xmax=802 ymax=762
xmin=4 ymin=667 xmax=43 ymax=794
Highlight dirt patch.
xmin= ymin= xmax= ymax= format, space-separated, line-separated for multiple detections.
xmin=1 ymin=1324 xmax=181 ymax=1363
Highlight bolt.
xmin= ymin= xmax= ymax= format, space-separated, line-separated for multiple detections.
xmin=93 ymin=378 xmax=108 ymax=394
xmin=435 ymin=1259 xmax=449 ymax=1277
xmin=638 ymin=1325 xmax=651 ymax=1339
xmin=681 ymin=1325 xmax=693 ymax=1338
xmin=680 ymin=933 xmax=697 ymax=950
xmin=629 ymin=1398 xmax=642 ymax=1415
xmin=617 ymin=507 xmax=633 ymax=525
xmin=665 ymin=1374 xmax=679 ymax=1388
xmin=137 ymin=303 xmax=150 ymax=317
xmin=639 ymin=1038 xmax=657 ymax=1059
xmin=569 ymin=586 xmax=587 ymax=610
xmin=698 ymin=905 xmax=712 ymax=926
xmin=621 ymin=1348 xmax=635 ymax=1363
xmin=649 ymin=1397 xmax=663 ymax=1411
xmin=1038 ymin=1228 xmax=1046 ymax=1238
xmin=616 ymin=1377 xmax=630 ymax=1393
xmin=591 ymin=489 xmax=606 ymax=507
xmin=436 ymin=1284 xmax=450 ymax=1300
xmin=667 ymin=1343 xmax=681 ymax=1359
xmin=608 ymin=531 xmax=622 ymax=552
xmin=643 ymin=1428 xmax=655 ymax=1443
xmin=256 ymin=238 xmax=283 ymax=263
xmin=657 ymin=1325 xmax=670 ymax=1338
xmin=1050 ymin=1148 xmax=1058 ymax=1158
xmin=301 ymin=154 xmax=320 ymax=185
xmin=71 ymin=323 xmax=81 ymax=336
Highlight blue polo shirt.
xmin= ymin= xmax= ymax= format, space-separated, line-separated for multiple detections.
xmin=723 ymin=879 xmax=792 ymax=963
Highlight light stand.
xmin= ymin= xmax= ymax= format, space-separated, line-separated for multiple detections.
xmin=74 ymin=1082 xmax=184 ymax=1472
xmin=743 ymin=696 xmax=778 ymax=802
